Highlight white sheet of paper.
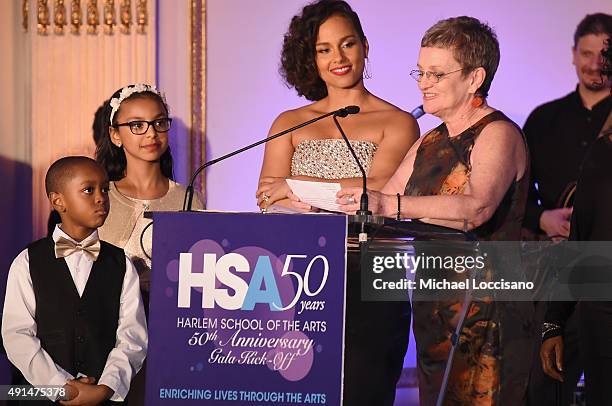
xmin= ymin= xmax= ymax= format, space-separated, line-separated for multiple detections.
xmin=286 ymin=179 xmax=342 ymax=212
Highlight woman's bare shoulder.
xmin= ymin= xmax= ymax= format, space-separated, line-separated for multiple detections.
xmin=478 ymin=118 xmax=524 ymax=145
xmin=272 ymin=102 xmax=322 ymax=128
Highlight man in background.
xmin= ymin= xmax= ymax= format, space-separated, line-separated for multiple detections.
xmin=523 ymin=13 xmax=612 ymax=406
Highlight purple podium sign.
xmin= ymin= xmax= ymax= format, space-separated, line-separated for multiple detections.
xmin=145 ymin=212 xmax=347 ymax=405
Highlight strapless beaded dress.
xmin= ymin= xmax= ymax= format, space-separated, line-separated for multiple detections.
xmin=289 ymin=139 xmax=410 ymax=406
xmin=290 ymin=139 xmax=377 ymax=178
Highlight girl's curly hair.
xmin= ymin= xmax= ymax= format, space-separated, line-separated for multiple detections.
xmin=280 ymin=0 xmax=366 ymax=101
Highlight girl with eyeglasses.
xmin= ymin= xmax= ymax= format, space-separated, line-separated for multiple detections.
xmin=95 ymin=84 xmax=204 ymax=295
xmin=94 ymin=84 xmax=203 ymax=405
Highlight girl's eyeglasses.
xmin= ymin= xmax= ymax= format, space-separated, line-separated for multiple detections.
xmin=114 ymin=117 xmax=172 ymax=135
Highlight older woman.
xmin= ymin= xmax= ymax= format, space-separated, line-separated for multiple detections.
xmin=338 ymin=17 xmax=533 ymax=405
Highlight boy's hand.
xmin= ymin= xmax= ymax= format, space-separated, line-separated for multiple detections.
xmin=62 ymin=383 xmax=78 ymax=401
xmin=61 ymin=376 xmax=96 ymax=401
xmin=77 ymin=376 xmax=96 ymax=384
xmin=59 ymin=381 xmax=113 ymax=406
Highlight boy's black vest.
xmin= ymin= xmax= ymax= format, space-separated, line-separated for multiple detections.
xmin=27 ymin=237 xmax=126 ymax=380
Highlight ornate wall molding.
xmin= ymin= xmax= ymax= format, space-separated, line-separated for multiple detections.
xmin=136 ymin=0 xmax=147 ymax=34
xmin=24 ymin=0 xmax=146 ymax=35
xmin=25 ymin=0 xmax=156 ymax=237
xmin=53 ymin=0 xmax=67 ymax=34
xmin=191 ymin=0 xmax=206 ymax=197
xmin=37 ymin=0 xmax=50 ymax=34
xmin=103 ymin=0 xmax=116 ymax=34
xmin=70 ymin=0 xmax=82 ymax=33
xmin=86 ymin=0 xmax=99 ymax=33
xmin=120 ymin=0 xmax=131 ymax=34
xmin=23 ymin=0 xmax=29 ymax=31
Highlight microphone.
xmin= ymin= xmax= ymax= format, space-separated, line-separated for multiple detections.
xmin=410 ymin=105 xmax=425 ymax=119
xmin=331 ymin=106 xmax=370 ymax=216
xmin=334 ymin=105 xmax=360 ymax=118
xmin=183 ymin=106 xmax=360 ymax=211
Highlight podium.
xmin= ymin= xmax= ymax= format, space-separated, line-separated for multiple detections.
xmin=343 ymin=216 xmax=474 ymax=405
xmin=143 ymin=212 xmax=472 ymax=406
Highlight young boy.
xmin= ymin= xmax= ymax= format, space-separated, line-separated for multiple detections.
xmin=2 ymin=156 xmax=147 ymax=405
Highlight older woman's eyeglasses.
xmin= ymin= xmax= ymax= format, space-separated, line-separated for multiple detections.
xmin=409 ymin=68 xmax=463 ymax=83
xmin=114 ymin=118 xmax=172 ymax=135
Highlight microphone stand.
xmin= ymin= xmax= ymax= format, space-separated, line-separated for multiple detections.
xmin=183 ymin=106 xmax=358 ymax=211
xmin=332 ymin=114 xmax=370 ymax=217
xmin=339 ymin=103 xmax=426 ymax=243
xmin=332 ymin=113 xmax=374 ymax=250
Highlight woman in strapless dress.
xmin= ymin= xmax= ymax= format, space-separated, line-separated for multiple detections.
xmin=255 ymin=0 xmax=418 ymax=212
xmin=255 ymin=2 xmax=419 ymax=406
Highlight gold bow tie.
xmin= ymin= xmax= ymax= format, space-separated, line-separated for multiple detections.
xmin=54 ymin=236 xmax=101 ymax=261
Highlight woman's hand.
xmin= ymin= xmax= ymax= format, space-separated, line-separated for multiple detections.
xmin=256 ymin=177 xmax=290 ymax=210
xmin=287 ymin=192 xmax=320 ymax=213
xmin=336 ymin=187 xmax=393 ymax=216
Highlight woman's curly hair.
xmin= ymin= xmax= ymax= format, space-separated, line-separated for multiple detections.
xmin=280 ymin=0 xmax=366 ymax=101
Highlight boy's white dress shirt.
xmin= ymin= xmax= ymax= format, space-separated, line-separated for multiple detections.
xmin=1 ymin=225 xmax=148 ymax=401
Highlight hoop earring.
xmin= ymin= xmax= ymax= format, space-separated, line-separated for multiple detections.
xmin=471 ymin=95 xmax=484 ymax=108
xmin=363 ymin=57 xmax=372 ymax=79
